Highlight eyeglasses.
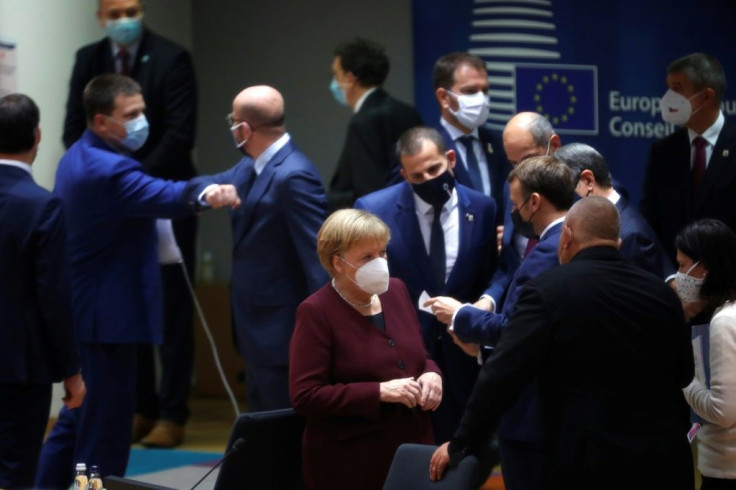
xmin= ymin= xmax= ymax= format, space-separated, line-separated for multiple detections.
xmin=226 ymin=113 xmax=244 ymax=127
xmin=103 ymin=6 xmax=143 ymax=20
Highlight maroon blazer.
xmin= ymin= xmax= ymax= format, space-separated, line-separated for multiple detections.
xmin=289 ymin=278 xmax=441 ymax=490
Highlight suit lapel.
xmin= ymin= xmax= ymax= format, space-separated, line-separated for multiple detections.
xmin=233 ymin=142 xmax=294 ymax=248
xmin=395 ymin=185 xmax=437 ymax=292
xmin=694 ymin=120 xmax=736 ymax=213
xmin=444 ymin=186 xmax=473 ymax=292
xmin=438 ymin=126 xmax=473 ymax=188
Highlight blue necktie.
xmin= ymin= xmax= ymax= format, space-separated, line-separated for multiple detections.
xmin=458 ymin=135 xmax=483 ymax=191
xmin=430 ymin=203 xmax=446 ymax=289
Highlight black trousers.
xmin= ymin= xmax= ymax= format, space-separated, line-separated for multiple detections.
xmin=136 ymin=215 xmax=197 ymax=425
xmin=702 ymin=476 xmax=736 ymax=490
xmin=0 ymin=383 xmax=51 ymax=488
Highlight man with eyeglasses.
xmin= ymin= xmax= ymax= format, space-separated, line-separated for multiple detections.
xmin=189 ymin=85 xmax=328 ymax=413
xmin=62 ymin=0 xmax=199 ymax=448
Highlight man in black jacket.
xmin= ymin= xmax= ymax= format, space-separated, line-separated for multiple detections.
xmin=430 ymin=197 xmax=695 ymax=490
xmin=328 ymin=38 xmax=422 ymax=210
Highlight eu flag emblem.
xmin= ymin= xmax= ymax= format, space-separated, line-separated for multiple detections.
xmin=515 ymin=64 xmax=598 ymax=135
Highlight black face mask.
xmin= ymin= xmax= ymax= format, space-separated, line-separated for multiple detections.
xmin=511 ymin=196 xmax=538 ymax=239
xmin=411 ymin=169 xmax=455 ymax=207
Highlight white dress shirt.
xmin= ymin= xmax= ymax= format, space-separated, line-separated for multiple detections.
xmin=0 ymin=158 xmax=32 ymax=175
xmin=412 ymin=187 xmax=459 ymax=282
xmin=688 ymin=111 xmax=725 ymax=170
xmin=439 ymin=117 xmax=492 ymax=196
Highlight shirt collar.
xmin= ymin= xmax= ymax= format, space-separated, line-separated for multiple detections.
xmin=412 ymin=185 xmax=458 ymax=216
xmin=688 ymin=111 xmax=725 ymax=147
xmin=353 ymin=87 xmax=377 ymax=113
xmin=540 ymin=216 xmax=565 ymax=240
xmin=254 ymin=133 xmax=291 ymax=175
xmin=0 ymin=158 xmax=32 ymax=175
xmin=605 ymin=189 xmax=621 ymax=205
xmin=439 ymin=116 xmax=479 ymax=141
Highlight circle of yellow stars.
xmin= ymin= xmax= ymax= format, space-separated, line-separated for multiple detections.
xmin=534 ymin=72 xmax=576 ymax=125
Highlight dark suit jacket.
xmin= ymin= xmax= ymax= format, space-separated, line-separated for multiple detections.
xmin=189 ymin=139 xmax=328 ymax=367
xmin=449 ymin=247 xmax=695 ymax=490
xmin=355 ymin=182 xmax=497 ymax=439
xmin=616 ymin=196 xmax=673 ymax=277
xmin=454 ymin=221 xmax=562 ymax=444
xmin=54 ymin=130 xmax=194 ymax=344
xmin=328 ymin=88 xmax=422 ymax=209
xmin=289 ymin=278 xmax=439 ymax=490
xmin=641 ymin=118 xmax=736 ymax=262
xmin=63 ymin=29 xmax=197 ymax=180
xmin=438 ymin=124 xmax=510 ymax=225
xmin=0 ymin=165 xmax=79 ymax=384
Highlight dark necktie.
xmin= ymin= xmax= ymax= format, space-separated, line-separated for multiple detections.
xmin=429 ymin=204 xmax=446 ymax=288
xmin=457 ymin=135 xmax=483 ymax=191
xmin=117 ymin=49 xmax=130 ymax=76
xmin=692 ymin=136 xmax=707 ymax=192
xmin=523 ymin=238 xmax=538 ymax=259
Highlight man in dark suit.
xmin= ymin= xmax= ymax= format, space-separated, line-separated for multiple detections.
xmin=557 ymin=142 xmax=672 ymax=277
xmin=35 ymin=75 xmax=238 ymax=488
xmin=641 ymin=53 xmax=736 ymax=263
xmin=481 ymin=111 xmax=562 ymax=309
xmin=328 ymin=38 xmax=423 ymax=210
xmin=355 ymin=127 xmax=497 ymax=442
xmin=430 ymin=197 xmax=695 ymax=490
xmin=63 ymin=0 xmax=199 ymax=447
xmin=426 ymin=155 xmax=573 ymax=490
xmin=189 ymin=85 xmax=329 ymax=412
xmin=433 ymin=53 xmax=510 ymax=224
xmin=0 ymin=94 xmax=86 ymax=489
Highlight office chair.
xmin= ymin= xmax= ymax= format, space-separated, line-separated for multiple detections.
xmin=383 ymin=443 xmax=480 ymax=489
xmin=214 ymin=407 xmax=306 ymax=490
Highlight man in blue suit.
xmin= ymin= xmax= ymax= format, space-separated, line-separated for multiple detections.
xmin=0 ymin=94 xmax=86 ymax=489
xmin=427 ymin=155 xmax=574 ymax=490
xmin=35 ymin=75 xmax=239 ymax=488
xmin=189 ymin=85 xmax=328 ymax=412
xmin=556 ymin=143 xmax=673 ymax=278
xmin=433 ymin=53 xmax=510 ymax=222
xmin=355 ymin=127 xmax=498 ymax=442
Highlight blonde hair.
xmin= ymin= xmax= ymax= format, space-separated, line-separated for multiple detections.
xmin=317 ymin=209 xmax=391 ymax=277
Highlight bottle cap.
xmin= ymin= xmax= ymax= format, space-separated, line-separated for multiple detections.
xmin=76 ymin=462 xmax=87 ymax=471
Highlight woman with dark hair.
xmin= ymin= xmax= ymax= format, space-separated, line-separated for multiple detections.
xmin=675 ymin=219 xmax=736 ymax=489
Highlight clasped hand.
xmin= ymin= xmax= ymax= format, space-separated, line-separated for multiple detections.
xmin=379 ymin=373 xmax=442 ymax=411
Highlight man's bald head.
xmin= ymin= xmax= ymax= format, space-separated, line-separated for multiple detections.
xmin=503 ymin=112 xmax=560 ymax=165
xmin=558 ymin=197 xmax=620 ymax=264
xmin=233 ymin=85 xmax=285 ymax=131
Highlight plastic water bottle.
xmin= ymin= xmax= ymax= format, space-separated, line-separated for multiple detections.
xmin=73 ymin=463 xmax=88 ymax=490
xmin=88 ymin=465 xmax=103 ymax=490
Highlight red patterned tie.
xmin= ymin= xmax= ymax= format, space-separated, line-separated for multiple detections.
xmin=692 ymin=136 xmax=707 ymax=193
xmin=523 ymin=238 xmax=538 ymax=259
xmin=117 ymin=49 xmax=130 ymax=76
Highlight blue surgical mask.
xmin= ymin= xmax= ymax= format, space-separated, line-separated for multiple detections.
xmin=106 ymin=17 xmax=143 ymax=46
xmin=117 ymin=114 xmax=149 ymax=152
xmin=330 ymin=78 xmax=348 ymax=106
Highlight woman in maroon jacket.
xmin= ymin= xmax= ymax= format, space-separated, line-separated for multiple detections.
xmin=289 ymin=208 xmax=443 ymax=490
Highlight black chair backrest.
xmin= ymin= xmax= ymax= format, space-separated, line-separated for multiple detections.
xmin=383 ymin=443 xmax=479 ymax=490
xmin=214 ymin=407 xmax=306 ymax=490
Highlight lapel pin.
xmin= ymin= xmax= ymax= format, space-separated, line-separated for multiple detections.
xmin=723 ymin=149 xmax=729 ymax=158
xmin=487 ymin=143 xmax=494 ymax=154
xmin=466 ymin=213 xmax=474 ymax=222
xmin=141 ymin=54 xmax=150 ymax=63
